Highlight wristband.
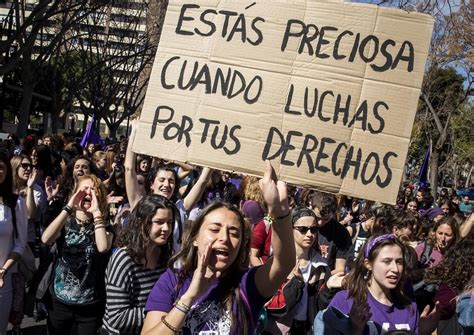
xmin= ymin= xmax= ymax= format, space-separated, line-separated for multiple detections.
xmin=92 ymin=209 xmax=102 ymax=219
xmin=264 ymin=211 xmax=291 ymax=225
xmin=174 ymin=299 xmax=191 ymax=313
xmin=174 ymin=304 xmax=189 ymax=315
xmin=63 ymin=205 xmax=74 ymax=216
xmin=161 ymin=315 xmax=180 ymax=332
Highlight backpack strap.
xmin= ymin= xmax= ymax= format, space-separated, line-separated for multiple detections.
xmin=419 ymin=243 xmax=433 ymax=266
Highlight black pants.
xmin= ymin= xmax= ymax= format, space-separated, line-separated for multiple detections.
xmin=47 ymin=297 xmax=104 ymax=335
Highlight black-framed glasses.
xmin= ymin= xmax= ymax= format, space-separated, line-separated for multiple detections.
xmin=293 ymin=226 xmax=318 ymax=234
xmin=20 ymin=163 xmax=33 ymax=170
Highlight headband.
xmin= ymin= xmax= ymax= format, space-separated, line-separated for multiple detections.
xmin=364 ymin=234 xmax=397 ymax=258
xmin=291 ymin=206 xmax=316 ymax=224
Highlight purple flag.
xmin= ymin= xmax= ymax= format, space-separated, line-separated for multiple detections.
xmin=418 ymin=144 xmax=430 ymax=189
xmin=80 ymin=115 xmax=103 ymax=148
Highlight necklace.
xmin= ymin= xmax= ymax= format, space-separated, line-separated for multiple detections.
xmin=75 ymin=216 xmax=93 ymax=232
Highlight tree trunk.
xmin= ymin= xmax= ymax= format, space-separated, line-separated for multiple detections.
xmin=108 ymin=124 xmax=117 ymax=140
xmin=0 ymin=83 xmax=5 ymax=130
xmin=453 ymin=162 xmax=459 ymax=189
xmin=17 ymin=52 xmax=36 ymax=138
xmin=51 ymin=111 xmax=59 ymax=134
xmin=17 ymin=67 xmax=35 ymax=138
xmin=466 ymin=166 xmax=473 ymax=188
xmin=429 ymin=149 xmax=440 ymax=198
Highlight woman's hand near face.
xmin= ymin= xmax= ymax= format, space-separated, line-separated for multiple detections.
xmin=180 ymin=239 xmax=219 ymax=306
xmin=27 ymin=168 xmax=38 ymax=188
xmin=45 ymin=176 xmax=59 ymax=201
xmin=87 ymin=189 xmax=101 ymax=217
xmin=67 ymin=187 xmax=87 ymax=210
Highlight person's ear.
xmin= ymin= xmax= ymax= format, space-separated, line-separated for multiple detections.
xmin=364 ymin=259 xmax=372 ymax=271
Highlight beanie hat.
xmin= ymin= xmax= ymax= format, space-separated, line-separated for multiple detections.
xmin=242 ymin=200 xmax=264 ymax=225
xmin=421 ymin=207 xmax=444 ymax=221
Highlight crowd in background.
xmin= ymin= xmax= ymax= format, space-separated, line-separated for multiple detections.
xmin=0 ymin=125 xmax=472 ymax=335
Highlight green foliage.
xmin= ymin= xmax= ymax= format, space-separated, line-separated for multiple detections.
xmin=409 ymin=64 xmax=472 ymax=188
xmin=452 ymin=102 xmax=474 ymax=164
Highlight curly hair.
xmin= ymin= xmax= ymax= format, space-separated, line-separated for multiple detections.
xmin=427 ymin=216 xmax=460 ymax=252
xmin=239 ymin=176 xmax=264 ymax=205
xmin=424 ymin=239 xmax=474 ymax=291
xmin=116 ymin=194 xmax=175 ymax=268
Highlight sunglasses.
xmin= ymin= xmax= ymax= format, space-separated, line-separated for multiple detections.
xmin=20 ymin=163 xmax=33 ymax=170
xmin=293 ymin=226 xmax=318 ymax=234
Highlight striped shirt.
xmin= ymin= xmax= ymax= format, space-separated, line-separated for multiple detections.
xmin=102 ymin=248 xmax=165 ymax=334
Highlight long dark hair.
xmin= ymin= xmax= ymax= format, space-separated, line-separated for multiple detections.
xmin=116 ymin=195 xmax=175 ymax=268
xmin=169 ymin=202 xmax=252 ymax=335
xmin=424 ymin=239 xmax=474 ymax=291
xmin=58 ymin=155 xmax=96 ymax=200
xmin=34 ymin=144 xmax=54 ymax=177
xmin=346 ymin=235 xmax=412 ymax=308
xmin=0 ymin=150 xmax=18 ymax=235
xmin=0 ymin=150 xmax=16 ymax=206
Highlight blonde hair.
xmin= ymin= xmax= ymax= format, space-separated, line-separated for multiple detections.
xmin=239 ymin=176 xmax=264 ymax=205
xmin=11 ymin=155 xmax=29 ymax=193
xmin=105 ymin=150 xmax=116 ymax=175
xmin=92 ymin=150 xmax=106 ymax=163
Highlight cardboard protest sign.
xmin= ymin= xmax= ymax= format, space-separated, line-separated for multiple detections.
xmin=133 ymin=0 xmax=434 ymax=204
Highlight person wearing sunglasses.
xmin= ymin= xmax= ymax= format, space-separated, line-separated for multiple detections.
xmin=11 ymin=154 xmax=48 ymax=255
xmin=265 ymin=206 xmax=332 ymax=334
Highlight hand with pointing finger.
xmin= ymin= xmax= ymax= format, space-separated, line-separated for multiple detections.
xmin=259 ymin=160 xmax=289 ymax=219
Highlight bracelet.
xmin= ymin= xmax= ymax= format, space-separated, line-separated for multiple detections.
xmin=63 ymin=205 xmax=74 ymax=216
xmin=174 ymin=299 xmax=191 ymax=313
xmin=161 ymin=315 xmax=180 ymax=332
xmin=94 ymin=219 xmax=104 ymax=225
xmin=264 ymin=211 xmax=291 ymax=225
xmin=94 ymin=225 xmax=106 ymax=231
xmin=174 ymin=304 xmax=189 ymax=315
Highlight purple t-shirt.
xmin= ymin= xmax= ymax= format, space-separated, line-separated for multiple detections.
xmin=145 ymin=266 xmax=265 ymax=334
xmin=328 ymin=290 xmax=419 ymax=334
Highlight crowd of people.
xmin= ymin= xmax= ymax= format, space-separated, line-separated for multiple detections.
xmin=0 ymin=125 xmax=472 ymax=335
